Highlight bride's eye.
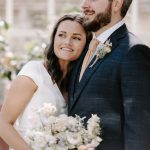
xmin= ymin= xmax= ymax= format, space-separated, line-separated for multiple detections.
xmin=72 ymin=36 xmax=81 ymax=41
xmin=58 ymin=33 xmax=66 ymax=38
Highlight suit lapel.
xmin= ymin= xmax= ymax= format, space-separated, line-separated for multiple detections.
xmin=69 ymin=24 xmax=128 ymax=111
xmin=69 ymin=44 xmax=89 ymax=107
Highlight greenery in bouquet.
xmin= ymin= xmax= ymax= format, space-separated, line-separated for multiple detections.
xmin=23 ymin=103 xmax=102 ymax=150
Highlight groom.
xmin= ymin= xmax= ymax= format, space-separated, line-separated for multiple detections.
xmin=68 ymin=0 xmax=150 ymax=150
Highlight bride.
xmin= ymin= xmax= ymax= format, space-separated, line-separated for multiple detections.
xmin=0 ymin=14 xmax=88 ymax=150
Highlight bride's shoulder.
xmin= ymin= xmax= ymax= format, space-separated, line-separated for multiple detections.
xmin=24 ymin=60 xmax=41 ymax=67
xmin=17 ymin=60 xmax=43 ymax=82
xmin=20 ymin=60 xmax=43 ymax=71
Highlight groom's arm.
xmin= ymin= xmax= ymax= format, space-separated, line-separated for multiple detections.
xmin=121 ymin=44 xmax=150 ymax=150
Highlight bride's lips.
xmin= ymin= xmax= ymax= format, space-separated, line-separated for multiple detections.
xmin=61 ymin=47 xmax=73 ymax=52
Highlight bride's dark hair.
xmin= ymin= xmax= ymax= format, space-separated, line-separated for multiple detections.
xmin=44 ymin=14 xmax=90 ymax=92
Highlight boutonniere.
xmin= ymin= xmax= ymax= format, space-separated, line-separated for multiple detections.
xmin=90 ymin=39 xmax=112 ymax=68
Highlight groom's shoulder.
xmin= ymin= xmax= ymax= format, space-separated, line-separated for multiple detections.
xmin=128 ymin=32 xmax=142 ymax=44
xmin=121 ymin=31 xmax=150 ymax=58
xmin=120 ymin=30 xmax=148 ymax=48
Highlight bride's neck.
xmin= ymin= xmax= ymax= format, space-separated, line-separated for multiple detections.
xmin=62 ymin=91 xmax=68 ymax=104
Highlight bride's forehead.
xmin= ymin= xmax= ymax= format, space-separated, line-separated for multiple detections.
xmin=57 ymin=21 xmax=85 ymax=34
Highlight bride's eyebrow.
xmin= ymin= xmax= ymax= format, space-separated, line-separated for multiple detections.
xmin=58 ymin=31 xmax=66 ymax=33
xmin=56 ymin=31 xmax=66 ymax=34
xmin=73 ymin=33 xmax=82 ymax=36
xmin=58 ymin=31 xmax=82 ymax=36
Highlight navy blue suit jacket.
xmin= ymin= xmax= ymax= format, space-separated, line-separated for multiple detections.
xmin=68 ymin=24 xmax=150 ymax=150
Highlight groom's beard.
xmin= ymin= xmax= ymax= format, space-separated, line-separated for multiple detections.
xmin=84 ymin=3 xmax=112 ymax=32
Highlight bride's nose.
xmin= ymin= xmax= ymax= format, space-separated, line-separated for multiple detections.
xmin=64 ymin=37 xmax=72 ymax=45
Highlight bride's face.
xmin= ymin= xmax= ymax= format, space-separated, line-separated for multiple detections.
xmin=54 ymin=20 xmax=86 ymax=62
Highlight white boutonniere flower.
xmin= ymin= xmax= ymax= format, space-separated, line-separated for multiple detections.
xmin=90 ymin=39 xmax=112 ymax=68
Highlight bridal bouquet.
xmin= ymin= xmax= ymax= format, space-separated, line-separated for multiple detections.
xmin=24 ymin=103 xmax=102 ymax=150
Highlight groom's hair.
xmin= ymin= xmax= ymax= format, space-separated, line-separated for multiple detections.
xmin=121 ymin=0 xmax=133 ymax=18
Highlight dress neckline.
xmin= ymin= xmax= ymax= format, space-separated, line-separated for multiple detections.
xmin=39 ymin=61 xmax=67 ymax=105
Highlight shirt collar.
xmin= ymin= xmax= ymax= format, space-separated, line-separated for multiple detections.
xmin=93 ymin=20 xmax=125 ymax=44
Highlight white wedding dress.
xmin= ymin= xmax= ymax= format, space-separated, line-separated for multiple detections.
xmin=10 ymin=60 xmax=67 ymax=149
